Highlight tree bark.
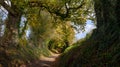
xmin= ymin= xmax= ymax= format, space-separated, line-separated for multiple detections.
xmin=93 ymin=0 xmax=119 ymax=51
xmin=0 ymin=1 xmax=22 ymax=66
xmin=0 ymin=14 xmax=21 ymax=47
xmin=0 ymin=0 xmax=22 ymax=47
xmin=57 ymin=0 xmax=120 ymax=67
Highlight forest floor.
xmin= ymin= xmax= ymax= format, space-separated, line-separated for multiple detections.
xmin=23 ymin=53 xmax=60 ymax=67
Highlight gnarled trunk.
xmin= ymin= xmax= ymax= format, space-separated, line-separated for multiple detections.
xmin=92 ymin=0 xmax=120 ymax=51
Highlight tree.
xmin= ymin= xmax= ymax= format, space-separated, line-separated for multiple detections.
xmin=57 ymin=0 xmax=120 ymax=67
xmin=48 ymin=21 xmax=75 ymax=53
xmin=0 ymin=0 xmax=95 ymax=66
xmin=0 ymin=0 xmax=20 ymax=47
xmin=0 ymin=0 xmax=94 ymax=46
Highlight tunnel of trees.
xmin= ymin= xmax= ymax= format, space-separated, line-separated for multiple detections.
xmin=0 ymin=0 xmax=120 ymax=67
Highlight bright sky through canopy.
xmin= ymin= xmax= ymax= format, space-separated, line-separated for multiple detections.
xmin=75 ymin=20 xmax=96 ymax=40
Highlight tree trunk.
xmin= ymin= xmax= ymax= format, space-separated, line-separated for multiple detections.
xmin=93 ymin=0 xmax=120 ymax=51
xmin=0 ymin=13 xmax=21 ymax=47
xmin=57 ymin=0 xmax=120 ymax=67
xmin=0 ymin=2 xmax=22 ymax=66
xmin=82 ymin=0 xmax=120 ymax=66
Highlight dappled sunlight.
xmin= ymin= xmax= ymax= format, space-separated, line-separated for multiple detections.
xmin=26 ymin=52 xmax=60 ymax=67
xmin=0 ymin=0 xmax=119 ymax=67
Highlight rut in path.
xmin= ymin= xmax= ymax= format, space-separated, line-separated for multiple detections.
xmin=26 ymin=53 xmax=60 ymax=67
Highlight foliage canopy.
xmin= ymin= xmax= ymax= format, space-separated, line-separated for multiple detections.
xmin=0 ymin=0 xmax=95 ymax=66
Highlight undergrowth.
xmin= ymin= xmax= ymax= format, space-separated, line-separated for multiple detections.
xmin=0 ymin=44 xmax=51 ymax=67
xmin=57 ymin=33 xmax=120 ymax=67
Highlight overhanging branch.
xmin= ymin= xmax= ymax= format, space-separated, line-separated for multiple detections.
xmin=28 ymin=0 xmax=85 ymax=19
xmin=69 ymin=1 xmax=85 ymax=10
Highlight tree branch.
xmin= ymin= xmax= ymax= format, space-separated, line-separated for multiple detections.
xmin=69 ymin=2 xmax=85 ymax=10
xmin=28 ymin=0 xmax=85 ymax=19
xmin=0 ymin=0 xmax=17 ymax=16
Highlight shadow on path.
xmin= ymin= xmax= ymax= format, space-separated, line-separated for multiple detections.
xmin=24 ymin=53 xmax=60 ymax=67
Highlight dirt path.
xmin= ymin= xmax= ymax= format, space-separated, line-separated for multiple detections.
xmin=25 ymin=53 xmax=60 ymax=67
